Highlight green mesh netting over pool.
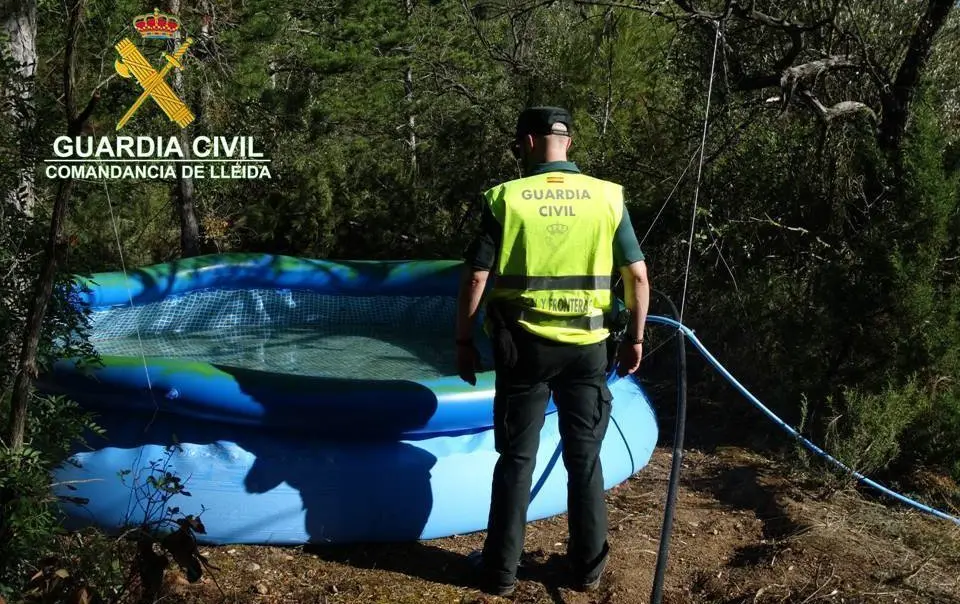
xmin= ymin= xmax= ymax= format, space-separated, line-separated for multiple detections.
xmin=88 ymin=289 xmax=463 ymax=380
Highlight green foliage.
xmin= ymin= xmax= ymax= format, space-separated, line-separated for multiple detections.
xmin=0 ymin=445 xmax=60 ymax=597
xmin=902 ymin=385 xmax=960 ymax=482
xmin=822 ymin=378 xmax=931 ymax=484
xmin=5 ymin=437 xmax=214 ymax=603
xmin=0 ymin=395 xmax=103 ymax=597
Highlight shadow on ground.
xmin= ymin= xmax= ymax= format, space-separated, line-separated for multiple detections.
xmin=306 ymin=541 xmax=472 ymax=588
xmin=305 ymin=541 xmax=581 ymax=603
xmin=687 ymin=456 xmax=812 ymax=569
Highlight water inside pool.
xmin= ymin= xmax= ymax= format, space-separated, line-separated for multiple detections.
xmin=85 ymin=289 xmax=473 ymax=380
xmin=92 ymin=325 xmax=459 ymax=380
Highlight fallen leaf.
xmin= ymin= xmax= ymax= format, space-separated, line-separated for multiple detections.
xmin=70 ymin=586 xmax=92 ymax=604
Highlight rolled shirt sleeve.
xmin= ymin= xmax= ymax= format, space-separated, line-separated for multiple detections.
xmin=613 ymin=201 xmax=645 ymax=267
xmin=462 ymin=202 xmax=502 ymax=271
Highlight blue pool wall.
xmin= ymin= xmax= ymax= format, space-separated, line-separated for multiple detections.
xmin=53 ymin=371 xmax=658 ymax=544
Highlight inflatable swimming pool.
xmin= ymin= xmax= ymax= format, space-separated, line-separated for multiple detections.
xmin=41 ymin=253 xmax=658 ymax=544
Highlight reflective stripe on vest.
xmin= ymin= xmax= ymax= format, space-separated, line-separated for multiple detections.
xmin=516 ymin=308 xmax=607 ymax=331
xmin=495 ymin=275 xmax=613 ymax=291
xmin=483 ymin=171 xmax=624 ymax=345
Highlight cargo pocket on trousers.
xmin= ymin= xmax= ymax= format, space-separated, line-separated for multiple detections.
xmin=592 ymin=382 xmax=613 ymax=437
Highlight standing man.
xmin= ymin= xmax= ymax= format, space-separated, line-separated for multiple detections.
xmin=455 ymin=106 xmax=650 ymax=596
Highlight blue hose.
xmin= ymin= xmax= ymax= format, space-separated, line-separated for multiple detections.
xmin=645 ymin=314 xmax=960 ymax=526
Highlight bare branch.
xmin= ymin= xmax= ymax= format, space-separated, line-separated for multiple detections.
xmin=672 ymin=1 xmax=821 ymax=92
xmin=841 ymin=0 xmax=892 ymax=92
xmin=460 ymin=0 xmax=527 ymax=72
xmin=778 ymin=55 xmax=859 ymax=110
xmin=673 ymin=0 xmax=828 ymax=31
xmin=801 ymin=91 xmax=877 ymax=124
xmin=727 ymin=1 xmax=830 ymax=32
xmin=571 ymin=0 xmax=686 ymax=21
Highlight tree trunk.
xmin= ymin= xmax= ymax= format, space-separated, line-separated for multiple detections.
xmin=198 ymin=4 xmax=214 ymax=125
xmin=404 ymin=0 xmax=417 ymax=175
xmin=168 ymin=0 xmax=201 ymax=258
xmin=405 ymin=65 xmax=417 ymax=172
xmin=601 ymin=9 xmax=616 ymax=138
xmin=878 ymin=0 xmax=954 ymax=153
xmin=2 ymin=0 xmax=38 ymax=216
xmin=176 ymin=128 xmax=200 ymax=257
xmin=7 ymin=0 xmax=97 ymax=451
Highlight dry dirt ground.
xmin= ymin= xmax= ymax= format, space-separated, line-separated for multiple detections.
xmin=154 ymin=445 xmax=960 ymax=604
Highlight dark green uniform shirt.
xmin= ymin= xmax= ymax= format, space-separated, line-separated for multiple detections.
xmin=463 ymin=161 xmax=645 ymax=270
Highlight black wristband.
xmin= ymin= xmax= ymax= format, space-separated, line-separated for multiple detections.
xmin=625 ymin=334 xmax=643 ymax=345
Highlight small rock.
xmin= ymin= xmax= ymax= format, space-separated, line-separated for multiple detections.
xmin=246 ymin=562 xmax=261 ymax=572
xmin=329 ymin=585 xmax=339 ymax=594
xmin=227 ymin=549 xmax=237 ymax=555
xmin=253 ymin=583 xmax=269 ymax=595
xmin=284 ymin=555 xmax=294 ymax=561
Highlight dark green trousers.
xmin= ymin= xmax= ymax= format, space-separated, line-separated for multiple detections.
xmin=481 ymin=327 xmax=612 ymax=586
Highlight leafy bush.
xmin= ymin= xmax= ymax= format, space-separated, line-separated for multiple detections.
xmin=901 ymin=384 xmax=960 ymax=482
xmin=0 ymin=394 xmax=103 ymax=597
xmin=821 ymin=378 xmax=931 ymax=484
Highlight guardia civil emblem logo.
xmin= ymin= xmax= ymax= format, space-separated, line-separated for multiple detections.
xmin=545 ymin=222 xmax=570 ymax=248
xmin=114 ymin=8 xmax=195 ymax=131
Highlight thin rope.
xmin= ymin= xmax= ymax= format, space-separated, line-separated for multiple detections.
xmin=639 ymin=143 xmax=702 ymax=248
xmin=678 ymin=22 xmax=721 ymax=324
xmin=101 ymin=181 xmax=153 ymax=401
xmin=613 ymin=143 xmax=703 ymax=294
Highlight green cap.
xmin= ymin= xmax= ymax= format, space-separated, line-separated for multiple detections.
xmin=515 ymin=106 xmax=572 ymax=136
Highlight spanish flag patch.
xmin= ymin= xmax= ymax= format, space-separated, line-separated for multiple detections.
xmin=546 ymin=176 xmax=564 ymax=184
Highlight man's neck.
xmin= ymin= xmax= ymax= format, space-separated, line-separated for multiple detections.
xmin=524 ymin=155 xmax=569 ymax=174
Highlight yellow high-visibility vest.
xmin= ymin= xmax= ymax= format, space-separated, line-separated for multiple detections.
xmin=483 ymin=170 xmax=623 ymax=345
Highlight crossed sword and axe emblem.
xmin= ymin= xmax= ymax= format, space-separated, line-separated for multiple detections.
xmin=114 ymin=35 xmax=195 ymax=131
